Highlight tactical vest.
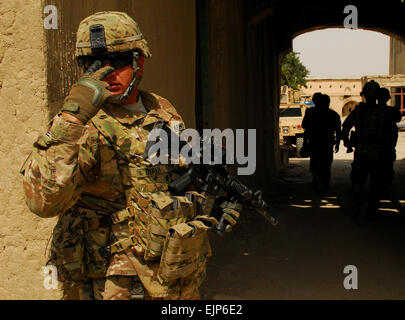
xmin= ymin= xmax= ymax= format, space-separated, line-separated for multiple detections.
xmin=50 ymin=93 xmax=216 ymax=289
xmin=91 ymin=104 xmax=216 ymax=283
xmin=90 ymin=107 xmax=199 ymax=258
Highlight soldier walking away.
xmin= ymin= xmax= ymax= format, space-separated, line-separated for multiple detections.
xmin=20 ymin=11 xmax=242 ymax=300
xmin=377 ymin=87 xmax=402 ymax=188
xmin=301 ymin=93 xmax=341 ymax=193
xmin=342 ymin=81 xmax=399 ymax=225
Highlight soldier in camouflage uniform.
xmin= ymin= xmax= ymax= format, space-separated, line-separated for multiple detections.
xmin=342 ymin=81 xmax=398 ymax=224
xmin=21 ymin=11 xmax=241 ymax=300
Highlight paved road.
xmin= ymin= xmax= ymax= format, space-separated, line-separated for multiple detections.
xmin=200 ymin=132 xmax=405 ymax=299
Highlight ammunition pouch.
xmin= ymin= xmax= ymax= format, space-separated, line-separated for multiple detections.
xmin=157 ymin=215 xmax=217 ymax=284
xmin=109 ymin=191 xmax=205 ymax=262
xmin=144 ymin=193 xmax=202 ymax=261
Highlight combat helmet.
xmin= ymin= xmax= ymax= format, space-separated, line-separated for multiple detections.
xmin=360 ymin=80 xmax=380 ymax=100
xmin=378 ymin=87 xmax=391 ymax=104
xmin=75 ymin=11 xmax=151 ymax=101
xmin=75 ymin=11 xmax=151 ymax=58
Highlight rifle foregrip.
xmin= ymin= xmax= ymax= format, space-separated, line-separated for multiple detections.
xmin=212 ymin=216 xmax=227 ymax=236
xmin=169 ymin=172 xmax=193 ymax=194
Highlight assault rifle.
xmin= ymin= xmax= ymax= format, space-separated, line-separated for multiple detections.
xmin=169 ymin=162 xmax=279 ymax=235
xmin=144 ymin=122 xmax=278 ymax=235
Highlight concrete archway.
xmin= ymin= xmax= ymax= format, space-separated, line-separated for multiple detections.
xmin=342 ymin=101 xmax=358 ymax=117
xmin=203 ymin=0 xmax=405 ymax=188
xmin=198 ymin=1 xmax=405 ymax=300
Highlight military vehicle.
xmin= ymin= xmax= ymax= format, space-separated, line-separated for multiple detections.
xmin=279 ymin=104 xmax=308 ymax=157
xmin=279 ymin=85 xmax=309 ymax=158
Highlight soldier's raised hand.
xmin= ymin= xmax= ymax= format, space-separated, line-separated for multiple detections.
xmin=61 ymin=61 xmax=115 ymax=124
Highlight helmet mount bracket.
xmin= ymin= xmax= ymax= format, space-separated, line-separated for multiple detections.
xmin=89 ymin=24 xmax=108 ymax=55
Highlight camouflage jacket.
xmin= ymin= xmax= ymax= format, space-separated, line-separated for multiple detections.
xmin=21 ymin=90 xmax=206 ymax=283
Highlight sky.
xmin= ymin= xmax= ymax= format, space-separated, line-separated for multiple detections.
xmin=293 ymin=28 xmax=390 ymax=78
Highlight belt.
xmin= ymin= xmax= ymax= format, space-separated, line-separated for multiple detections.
xmin=82 ymin=216 xmax=111 ymax=231
xmin=98 ymin=236 xmax=144 ymax=259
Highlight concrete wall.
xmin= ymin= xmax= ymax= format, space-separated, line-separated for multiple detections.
xmin=207 ymin=0 xmax=283 ymax=188
xmin=209 ymin=0 xmax=245 ymax=130
xmin=0 ymin=0 xmax=60 ymax=299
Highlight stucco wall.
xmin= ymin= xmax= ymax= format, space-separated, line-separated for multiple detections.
xmin=0 ymin=0 xmax=61 ymax=299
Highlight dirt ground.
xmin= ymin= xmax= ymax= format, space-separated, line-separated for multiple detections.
xmin=200 ymin=132 xmax=405 ymax=300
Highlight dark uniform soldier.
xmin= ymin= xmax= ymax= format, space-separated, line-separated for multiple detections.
xmin=20 ymin=12 xmax=241 ymax=300
xmin=342 ymin=81 xmax=399 ymax=224
xmin=377 ymin=87 xmax=402 ymax=187
xmin=302 ymin=93 xmax=341 ymax=192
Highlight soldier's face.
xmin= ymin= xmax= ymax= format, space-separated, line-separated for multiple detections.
xmin=103 ymin=56 xmax=145 ymax=96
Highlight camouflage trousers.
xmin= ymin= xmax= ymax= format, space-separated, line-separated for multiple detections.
xmin=62 ymin=277 xmax=144 ymax=300
xmin=103 ymin=275 xmax=201 ymax=300
xmin=62 ymin=262 xmax=205 ymax=300
xmin=62 ymin=279 xmax=105 ymax=300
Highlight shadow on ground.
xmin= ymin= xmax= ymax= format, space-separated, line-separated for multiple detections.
xmin=199 ymin=159 xmax=405 ymax=300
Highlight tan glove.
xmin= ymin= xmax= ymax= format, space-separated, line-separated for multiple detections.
xmin=62 ymin=62 xmax=115 ymax=124
xmin=220 ymin=201 xmax=242 ymax=233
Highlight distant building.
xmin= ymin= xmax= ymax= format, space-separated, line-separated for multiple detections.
xmin=389 ymin=37 xmax=405 ymax=115
xmin=298 ymin=78 xmax=362 ymax=117
xmin=390 ymin=38 xmax=405 ymax=75
xmin=294 ymin=75 xmax=405 ymax=117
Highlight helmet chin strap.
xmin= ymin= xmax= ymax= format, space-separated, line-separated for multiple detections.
xmin=110 ymin=51 xmax=142 ymax=103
